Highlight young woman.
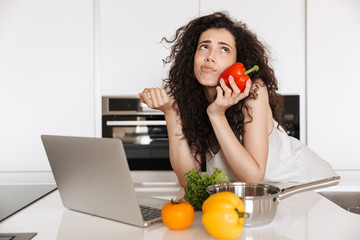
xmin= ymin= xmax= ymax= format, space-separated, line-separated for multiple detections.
xmin=139 ymin=12 xmax=335 ymax=187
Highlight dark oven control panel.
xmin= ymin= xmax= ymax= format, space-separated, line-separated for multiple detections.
xmin=283 ymin=95 xmax=300 ymax=140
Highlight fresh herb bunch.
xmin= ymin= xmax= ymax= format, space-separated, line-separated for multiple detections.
xmin=184 ymin=168 xmax=229 ymax=210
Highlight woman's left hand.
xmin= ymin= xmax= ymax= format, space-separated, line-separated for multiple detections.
xmin=207 ymin=75 xmax=251 ymax=116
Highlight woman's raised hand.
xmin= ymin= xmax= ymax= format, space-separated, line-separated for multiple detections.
xmin=207 ymin=76 xmax=251 ymax=116
xmin=139 ymin=88 xmax=175 ymax=113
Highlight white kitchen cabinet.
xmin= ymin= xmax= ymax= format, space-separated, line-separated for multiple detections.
xmin=200 ymin=0 xmax=307 ymax=143
xmin=99 ymin=0 xmax=199 ymax=96
xmin=307 ymin=0 xmax=360 ymax=169
xmin=100 ymin=0 xmax=307 ymax=142
xmin=1 ymin=0 xmax=358 ymax=178
xmin=0 ymin=0 xmax=95 ymax=172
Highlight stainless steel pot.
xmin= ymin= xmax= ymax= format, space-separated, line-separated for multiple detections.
xmin=207 ymin=176 xmax=340 ymax=227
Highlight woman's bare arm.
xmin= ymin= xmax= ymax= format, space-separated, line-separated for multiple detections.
xmin=207 ymin=80 xmax=271 ymax=183
xmin=139 ymin=88 xmax=199 ymax=187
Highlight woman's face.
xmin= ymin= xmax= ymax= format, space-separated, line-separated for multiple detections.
xmin=194 ymin=28 xmax=237 ymax=88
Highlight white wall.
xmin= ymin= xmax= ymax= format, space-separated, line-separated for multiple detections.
xmin=0 ymin=0 xmax=95 ymax=173
xmin=307 ymin=0 xmax=360 ymax=170
xmin=99 ymin=0 xmax=199 ymax=96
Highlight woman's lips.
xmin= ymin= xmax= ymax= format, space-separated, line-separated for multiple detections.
xmin=201 ymin=65 xmax=216 ymax=73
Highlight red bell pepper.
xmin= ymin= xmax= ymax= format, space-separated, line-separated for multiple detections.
xmin=219 ymin=63 xmax=259 ymax=92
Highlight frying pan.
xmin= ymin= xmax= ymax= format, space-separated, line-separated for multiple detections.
xmin=207 ymin=176 xmax=340 ymax=227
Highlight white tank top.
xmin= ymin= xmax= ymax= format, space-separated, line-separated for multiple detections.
xmin=206 ymin=120 xmax=335 ymax=183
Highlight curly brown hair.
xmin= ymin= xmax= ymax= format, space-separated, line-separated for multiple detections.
xmin=162 ymin=12 xmax=284 ymax=167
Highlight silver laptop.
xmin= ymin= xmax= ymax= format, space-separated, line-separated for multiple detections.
xmin=41 ymin=135 xmax=168 ymax=227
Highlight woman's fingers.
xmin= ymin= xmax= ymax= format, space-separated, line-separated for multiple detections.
xmin=228 ymin=75 xmax=240 ymax=95
xmin=234 ymin=80 xmax=251 ymax=102
xmin=155 ymin=88 xmax=168 ymax=106
xmin=139 ymin=88 xmax=152 ymax=106
xmin=140 ymin=88 xmax=158 ymax=108
xmin=210 ymin=78 xmax=252 ymax=115
xmin=149 ymin=88 xmax=159 ymax=107
xmin=220 ymin=75 xmax=242 ymax=101
xmin=215 ymin=85 xmax=223 ymax=98
xmin=243 ymin=80 xmax=252 ymax=95
xmin=218 ymin=76 xmax=252 ymax=104
xmin=139 ymin=88 xmax=171 ymax=110
xmin=160 ymin=89 xmax=171 ymax=105
xmin=219 ymin=78 xmax=232 ymax=98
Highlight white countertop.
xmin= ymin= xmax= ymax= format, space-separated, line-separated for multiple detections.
xmin=1 ymin=171 xmax=360 ymax=240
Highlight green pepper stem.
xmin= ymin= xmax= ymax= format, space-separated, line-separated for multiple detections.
xmin=171 ymin=198 xmax=180 ymax=204
xmin=234 ymin=208 xmax=249 ymax=219
xmin=244 ymin=65 xmax=259 ymax=75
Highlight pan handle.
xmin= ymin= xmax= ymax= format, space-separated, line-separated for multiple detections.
xmin=278 ymin=176 xmax=341 ymax=201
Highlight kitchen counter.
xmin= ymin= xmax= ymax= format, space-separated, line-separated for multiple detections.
xmin=0 ymin=172 xmax=360 ymax=240
xmin=1 ymin=188 xmax=360 ymax=239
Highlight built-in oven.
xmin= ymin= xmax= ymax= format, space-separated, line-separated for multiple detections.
xmin=102 ymin=97 xmax=171 ymax=170
xmin=102 ymin=95 xmax=300 ymax=171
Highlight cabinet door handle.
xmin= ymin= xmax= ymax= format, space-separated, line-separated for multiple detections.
xmin=106 ymin=120 xmax=166 ymax=126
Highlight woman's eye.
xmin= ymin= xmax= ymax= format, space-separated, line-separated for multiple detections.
xmin=199 ymin=45 xmax=208 ymax=50
xmin=221 ymin=47 xmax=230 ymax=53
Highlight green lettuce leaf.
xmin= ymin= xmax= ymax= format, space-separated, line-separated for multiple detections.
xmin=184 ymin=167 xmax=229 ymax=210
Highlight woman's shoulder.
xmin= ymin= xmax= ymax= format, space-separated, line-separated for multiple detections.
xmin=246 ymin=78 xmax=269 ymax=104
xmin=252 ymin=78 xmax=267 ymax=92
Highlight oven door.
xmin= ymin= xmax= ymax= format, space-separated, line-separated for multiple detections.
xmin=102 ymin=114 xmax=172 ymax=170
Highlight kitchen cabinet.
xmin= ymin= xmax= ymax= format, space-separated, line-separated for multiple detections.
xmin=99 ymin=0 xmax=199 ymax=96
xmin=306 ymin=0 xmax=360 ymax=169
xmin=200 ymin=0 xmax=307 ymax=142
xmin=0 ymin=0 xmax=95 ymax=172
xmin=1 ymin=0 xmax=359 ymax=178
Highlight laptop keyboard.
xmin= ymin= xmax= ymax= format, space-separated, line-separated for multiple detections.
xmin=140 ymin=205 xmax=162 ymax=221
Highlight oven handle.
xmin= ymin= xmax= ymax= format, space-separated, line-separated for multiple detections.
xmin=106 ymin=120 xmax=167 ymax=126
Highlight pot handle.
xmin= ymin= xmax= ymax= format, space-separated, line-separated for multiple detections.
xmin=278 ymin=176 xmax=341 ymax=201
